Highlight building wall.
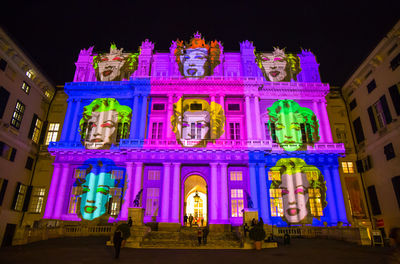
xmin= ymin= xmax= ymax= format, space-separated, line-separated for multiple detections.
xmin=0 ymin=27 xmax=55 ymax=246
xmin=342 ymin=20 xmax=400 ymax=237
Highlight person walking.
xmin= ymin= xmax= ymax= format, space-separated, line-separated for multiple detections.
xmin=184 ymin=214 xmax=188 ymax=226
xmin=113 ymin=227 xmax=123 ymax=259
xmin=197 ymin=228 xmax=203 ymax=246
xmin=202 ymin=227 xmax=209 ymax=245
xmin=189 ymin=214 xmax=194 ymax=227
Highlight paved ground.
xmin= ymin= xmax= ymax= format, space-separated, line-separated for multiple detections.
xmin=0 ymin=236 xmax=392 ymax=264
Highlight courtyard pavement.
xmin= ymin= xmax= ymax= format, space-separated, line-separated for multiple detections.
xmin=0 ymin=236 xmax=392 ymax=264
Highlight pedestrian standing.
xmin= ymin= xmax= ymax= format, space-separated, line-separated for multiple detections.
xmin=243 ymin=223 xmax=249 ymax=237
xmin=113 ymin=228 xmax=123 ymax=259
xmin=184 ymin=214 xmax=188 ymax=226
xmin=189 ymin=214 xmax=194 ymax=227
xmin=128 ymin=217 xmax=133 ymax=227
xmin=197 ymin=228 xmax=203 ymax=246
xmin=201 ymin=217 xmax=204 ymax=227
xmin=202 ymin=227 xmax=209 ymax=245
xmin=251 ymin=218 xmax=256 ymax=227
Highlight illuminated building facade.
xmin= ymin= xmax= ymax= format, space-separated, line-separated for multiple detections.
xmin=43 ymin=33 xmax=348 ymax=228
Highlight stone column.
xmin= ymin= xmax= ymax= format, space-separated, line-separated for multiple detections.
xmin=245 ymin=95 xmax=253 ymax=140
xmin=249 ymin=163 xmax=258 ymax=209
xmin=210 ymin=95 xmax=216 ymax=140
xmin=43 ymin=163 xmax=62 ymax=219
xmin=120 ymin=162 xmax=134 ymax=219
xmin=319 ymin=99 xmax=333 ymax=142
xmin=166 ymin=94 xmax=173 ymax=139
xmin=258 ymin=163 xmax=269 ymax=222
xmin=60 ymin=99 xmax=73 ymax=141
xmin=323 ymin=166 xmax=338 ymax=224
xmin=210 ymin=163 xmax=218 ymax=223
xmin=312 ymin=100 xmax=325 ymax=142
xmin=161 ymin=163 xmax=171 ymax=222
xmin=171 ymin=163 xmax=181 ymax=222
xmin=129 ymin=95 xmax=139 ymax=139
xmin=219 ymin=95 xmax=226 ymax=139
xmin=53 ymin=163 xmax=71 ymax=219
xmin=220 ymin=163 xmax=229 ymax=223
xmin=330 ymin=165 xmax=348 ymax=223
xmin=139 ymin=95 xmax=148 ymax=140
xmin=68 ymin=99 xmax=81 ymax=142
xmin=253 ymin=96 xmax=262 ymax=140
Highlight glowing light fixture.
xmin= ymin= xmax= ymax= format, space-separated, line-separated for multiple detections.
xmin=193 ymin=191 xmax=200 ymax=204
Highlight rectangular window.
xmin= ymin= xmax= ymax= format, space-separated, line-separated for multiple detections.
xmin=0 ymin=58 xmax=7 ymax=71
xmin=145 ymin=188 xmax=160 ymax=216
xmin=309 ymin=188 xmax=323 ymax=216
xmin=148 ymin=170 xmax=161 ymax=180
xmin=21 ymin=82 xmax=30 ymax=94
xmin=111 ymin=170 xmax=124 ymax=180
xmin=384 ymin=143 xmax=396 ymax=160
xmin=231 ymin=189 xmax=244 ymax=217
xmin=152 ymin=103 xmax=165 ymax=111
xmin=269 ymin=123 xmax=277 ymax=142
xmin=353 ymin=117 xmax=365 ymax=144
xmin=45 ymin=123 xmax=60 ymax=145
xmin=151 ymin=122 xmax=163 ymax=139
xmin=68 ymin=186 xmax=81 ymax=214
xmin=29 ymin=187 xmax=45 ymax=213
xmin=0 ymin=141 xmax=17 ymax=162
xmin=10 ymin=100 xmax=25 ymax=129
xmin=390 ymin=52 xmax=400 ymax=71
xmin=25 ymin=156 xmax=34 ymax=170
xmin=230 ymin=171 xmax=243 ymax=181
xmin=367 ymin=185 xmax=381 ymax=215
xmin=264 ymin=123 xmax=271 ymax=140
xmin=368 ymin=96 xmax=392 ymax=133
xmin=0 ymin=86 xmax=10 ymax=119
xmin=356 ymin=156 xmax=372 ymax=173
xmin=0 ymin=178 xmax=8 ymax=206
xmin=109 ymin=187 xmax=122 ymax=216
xmin=342 ymin=161 xmax=354 ymax=173
xmin=335 ymin=124 xmax=347 ymax=144
xmin=13 ymin=184 xmax=27 ymax=211
xmin=367 ymin=79 xmax=377 ymax=93
xmin=30 ymin=116 xmax=43 ymax=144
xmin=389 ymin=84 xmax=400 ymax=116
xmin=392 ymin=176 xmax=400 ymax=208
xmin=26 ymin=69 xmax=35 ymax=79
xmin=388 ymin=44 xmax=398 ymax=55
xmin=229 ymin=123 xmax=240 ymax=140
xmin=74 ymin=169 xmax=86 ymax=179
xmin=270 ymin=188 xmax=283 ymax=217
xmin=228 ymin=104 xmax=240 ymax=111
xmin=190 ymin=103 xmax=202 ymax=111
xmin=349 ymin=99 xmax=357 ymax=110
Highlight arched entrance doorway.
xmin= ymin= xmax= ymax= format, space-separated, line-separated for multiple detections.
xmin=183 ymin=175 xmax=207 ymax=227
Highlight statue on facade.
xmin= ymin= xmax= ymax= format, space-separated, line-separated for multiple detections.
xmin=133 ymin=189 xmax=143 ymax=207
xmin=245 ymin=191 xmax=253 ymax=209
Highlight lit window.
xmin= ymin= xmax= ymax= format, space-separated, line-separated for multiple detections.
xmin=229 ymin=122 xmax=240 ymax=140
xmin=231 ymin=189 xmax=244 ymax=217
xmin=110 ymin=187 xmax=122 ymax=216
xmin=45 ymin=123 xmax=60 ymax=145
xmin=13 ymin=184 xmax=27 ymax=211
xmin=309 ymin=188 xmax=323 ymax=216
xmin=342 ymin=162 xmax=354 ymax=173
xmin=111 ymin=170 xmax=124 ymax=180
xmin=148 ymin=170 xmax=160 ymax=180
xmin=31 ymin=118 xmax=43 ymax=144
xmin=230 ymin=171 xmax=242 ymax=181
xmin=270 ymin=188 xmax=283 ymax=217
xmin=21 ymin=82 xmax=30 ymax=94
xmin=10 ymin=100 xmax=25 ymax=129
xmin=29 ymin=187 xmax=46 ymax=213
xmin=44 ymin=91 xmax=51 ymax=99
xmin=68 ymin=186 xmax=82 ymax=214
xmin=0 ymin=141 xmax=17 ymax=162
xmin=26 ymin=69 xmax=35 ymax=79
xmin=145 ymin=188 xmax=159 ymax=216
xmin=268 ymin=171 xmax=280 ymax=181
xmin=74 ymin=169 xmax=86 ymax=179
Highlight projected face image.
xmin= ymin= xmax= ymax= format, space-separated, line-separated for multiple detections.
xmin=180 ymin=111 xmax=210 ymax=146
xmin=97 ymin=53 xmax=125 ymax=82
xmin=280 ymin=172 xmax=310 ymax=223
xmin=80 ymin=171 xmax=115 ymax=220
xmin=274 ymin=112 xmax=303 ymax=152
xmin=85 ymin=110 xmax=118 ymax=149
xmin=180 ymin=48 xmax=208 ymax=77
xmin=260 ymin=53 xmax=287 ymax=82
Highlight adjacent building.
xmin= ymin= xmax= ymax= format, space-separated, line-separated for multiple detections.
xmin=342 ymin=20 xmax=400 ymax=238
xmin=0 ymin=27 xmax=55 ymax=246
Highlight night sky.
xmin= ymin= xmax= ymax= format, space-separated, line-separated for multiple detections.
xmin=1 ymin=1 xmax=399 ymax=87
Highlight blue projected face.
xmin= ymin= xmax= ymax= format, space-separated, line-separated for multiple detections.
xmin=80 ymin=171 xmax=115 ymax=220
xmin=180 ymin=48 xmax=208 ymax=77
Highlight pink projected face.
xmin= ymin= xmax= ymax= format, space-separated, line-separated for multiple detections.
xmin=97 ymin=54 xmax=125 ymax=81
xmin=85 ymin=110 xmax=118 ymax=149
xmin=180 ymin=48 xmax=208 ymax=77
xmin=260 ymin=54 xmax=287 ymax=82
xmin=178 ymin=111 xmax=210 ymax=147
xmin=280 ymin=172 xmax=310 ymax=223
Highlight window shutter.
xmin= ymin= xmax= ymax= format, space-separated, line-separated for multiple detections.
xmin=0 ymin=179 xmax=8 ymax=205
xmin=356 ymin=160 xmax=364 ymax=173
xmin=39 ymin=121 xmax=48 ymax=144
xmin=11 ymin=182 xmax=21 ymax=210
xmin=22 ymin=185 xmax=33 ymax=212
xmin=367 ymin=107 xmax=377 ymax=133
xmin=0 ymin=86 xmax=10 ymax=119
xmin=28 ymin=114 xmax=38 ymax=139
xmin=389 ymin=84 xmax=400 ymax=116
xmin=392 ymin=176 xmax=400 ymax=208
xmin=367 ymin=155 xmax=372 ymax=169
xmin=10 ymin=148 xmax=17 ymax=162
xmin=380 ymin=95 xmax=392 ymax=124
xmin=367 ymin=185 xmax=381 ymax=215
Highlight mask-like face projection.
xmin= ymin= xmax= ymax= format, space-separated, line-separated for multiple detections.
xmin=80 ymin=171 xmax=115 ymax=220
xmin=97 ymin=54 xmax=125 ymax=81
xmin=178 ymin=111 xmax=210 ymax=147
xmin=280 ymin=172 xmax=310 ymax=223
xmin=260 ymin=54 xmax=287 ymax=82
xmin=85 ymin=110 xmax=118 ymax=149
xmin=180 ymin=48 xmax=208 ymax=77
xmin=274 ymin=112 xmax=303 ymax=151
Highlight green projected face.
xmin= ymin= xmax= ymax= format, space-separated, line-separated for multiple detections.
xmin=267 ymin=100 xmax=319 ymax=151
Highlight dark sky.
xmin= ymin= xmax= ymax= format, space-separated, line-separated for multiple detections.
xmin=1 ymin=1 xmax=399 ymax=87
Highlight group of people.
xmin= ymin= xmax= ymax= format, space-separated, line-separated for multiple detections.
xmin=197 ymin=227 xmax=209 ymax=246
xmin=184 ymin=214 xmax=205 ymax=227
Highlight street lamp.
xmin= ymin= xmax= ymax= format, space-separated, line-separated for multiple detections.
xmin=193 ymin=191 xmax=200 ymax=204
